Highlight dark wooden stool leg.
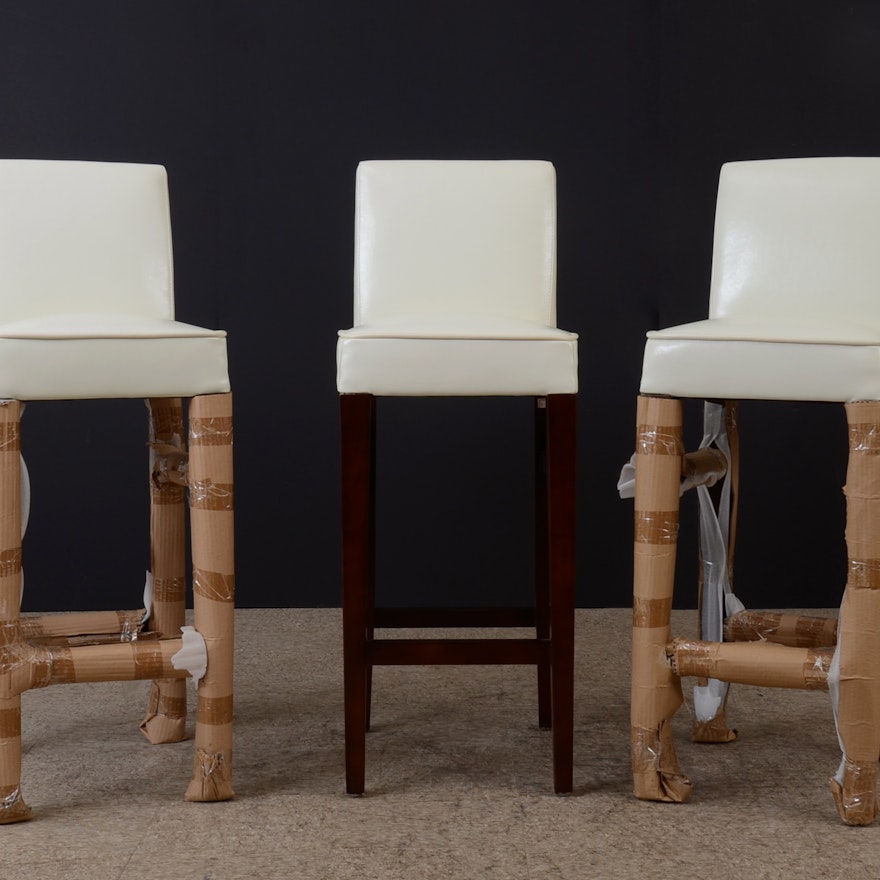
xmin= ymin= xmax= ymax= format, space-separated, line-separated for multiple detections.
xmin=546 ymin=393 xmax=576 ymax=794
xmin=365 ymin=398 xmax=376 ymax=732
xmin=535 ymin=397 xmax=552 ymax=730
xmin=341 ymin=393 xmax=375 ymax=795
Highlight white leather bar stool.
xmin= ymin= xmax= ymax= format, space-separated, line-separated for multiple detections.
xmin=629 ymin=157 xmax=880 ymax=824
xmin=0 ymin=160 xmax=234 ymax=823
xmin=337 ymin=160 xmax=578 ymax=794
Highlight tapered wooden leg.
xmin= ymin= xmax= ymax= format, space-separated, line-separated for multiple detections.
xmin=535 ymin=398 xmax=552 ymax=730
xmin=830 ymin=401 xmax=880 ymax=825
xmin=365 ymin=399 xmax=377 ymax=733
xmin=631 ymin=395 xmax=691 ymax=802
xmin=0 ymin=401 xmax=30 ymax=824
xmin=546 ymin=394 xmax=576 ymax=794
xmin=185 ymin=393 xmax=234 ymax=802
xmin=141 ymin=397 xmax=188 ymax=744
xmin=341 ymin=393 xmax=375 ymax=795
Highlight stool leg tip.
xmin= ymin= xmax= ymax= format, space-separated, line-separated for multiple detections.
xmin=184 ymin=749 xmax=234 ymax=803
xmin=0 ymin=789 xmax=33 ymax=824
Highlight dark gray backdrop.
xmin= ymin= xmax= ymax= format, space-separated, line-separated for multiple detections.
xmin=0 ymin=1 xmax=873 ymax=612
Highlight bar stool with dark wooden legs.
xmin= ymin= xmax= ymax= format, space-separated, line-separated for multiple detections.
xmin=337 ymin=160 xmax=578 ymax=795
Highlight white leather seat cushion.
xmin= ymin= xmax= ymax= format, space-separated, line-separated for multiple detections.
xmin=641 ymin=317 xmax=880 ymax=402
xmin=337 ymin=317 xmax=578 ymax=396
xmin=0 ymin=314 xmax=229 ymax=400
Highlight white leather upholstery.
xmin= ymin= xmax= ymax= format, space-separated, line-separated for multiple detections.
xmin=337 ymin=160 xmax=578 ymax=396
xmin=640 ymin=157 xmax=880 ymax=402
xmin=0 ymin=160 xmax=229 ymax=399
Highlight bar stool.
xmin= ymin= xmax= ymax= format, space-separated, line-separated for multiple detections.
xmin=628 ymin=157 xmax=880 ymax=825
xmin=0 ymin=159 xmax=234 ymax=823
xmin=337 ymin=160 xmax=578 ymax=794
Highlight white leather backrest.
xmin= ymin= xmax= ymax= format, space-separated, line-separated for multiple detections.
xmin=354 ymin=160 xmax=557 ymax=326
xmin=0 ymin=160 xmax=174 ymax=323
xmin=709 ymin=157 xmax=880 ymax=322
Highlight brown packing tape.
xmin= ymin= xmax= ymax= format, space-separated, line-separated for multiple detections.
xmin=151 ymin=482 xmax=186 ymax=504
xmin=633 ymin=596 xmax=672 ymax=629
xmin=132 ymin=642 xmax=166 ymax=680
xmin=634 ymin=510 xmax=679 ymax=545
xmin=193 ymin=568 xmax=235 ymax=603
xmin=636 ymin=424 xmax=682 ymax=457
xmin=847 ymin=558 xmax=880 ymax=589
xmin=795 ymin=614 xmax=839 ymax=645
xmin=848 ymin=422 xmax=880 ymax=455
xmin=151 ymin=576 xmax=186 ymax=604
xmin=0 ymin=706 xmax=20 ymax=739
xmin=46 ymin=648 xmax=76 ymax=685
xmin=197 ymin=694 xmax=234 ymax=726
xmin=153 ymin=692 xmax=187 ymax=718
xmin=0 ymin=548 xmax=21 ymax=578
xmin=189 ymin=480 xmax=234 ymax=511
xmin=189 ymin=416 xmax=234 ymax=446
xmin=0 ymin=638 xmax=55 ymax=693
xmin=0 ymin=421 xmax=21 ymax=452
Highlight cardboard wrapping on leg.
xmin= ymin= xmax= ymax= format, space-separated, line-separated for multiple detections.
xmin=724 ymin=610 xmax=838 ymax=648
xmin=668 ymin=638 xmax=833 ymax=689
xmin=631 ymin=721 xmax=692 ymax=802
xmin=631 ymin=396 xmax=691 ymax=802
xmin=42 ymin=640 xmax=189 ymax=685
xmin=830 ymin=759 xmax=880 ymax=827
xmin=692 ymin=695 xmax=737 ymax=743
xmin=21 ymin=609 xmax=146 ymax=643
xmin=831 ymin=401 xmax=880 ymax=825
xmin=0 ymin=401 xmax=30 ymax=824
xmin=0 ymin=696 xmax=31 ymax=824
xmin=141 ymin=398 xmax=188 ymax=744
xmin=185 ymin=393 xmax=234 ymax=802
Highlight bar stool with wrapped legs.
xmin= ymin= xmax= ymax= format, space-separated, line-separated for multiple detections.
xmin=0 ymin=159 xmax=234 ymax=823
xmin=337 ymin=160 xmax=578 ymax=795
xmin=626 ymin=157 xmax=880 ymax=825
